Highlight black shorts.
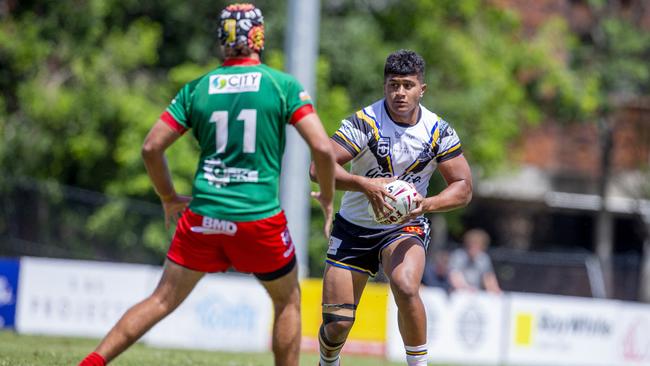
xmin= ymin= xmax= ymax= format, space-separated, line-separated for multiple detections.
xmin=326 ymin=213 xmax=430 ymax=276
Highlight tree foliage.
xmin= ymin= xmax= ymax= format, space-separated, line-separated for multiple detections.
xmin=1 ymin=0 xmax=648 ymax=272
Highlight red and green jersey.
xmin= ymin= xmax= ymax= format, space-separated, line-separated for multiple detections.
xmin=161 ymin=58 xmax=314 ymax=221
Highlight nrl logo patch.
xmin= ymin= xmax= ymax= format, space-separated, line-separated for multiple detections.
xmin=377 ymin=137 xmax=391 ymax=158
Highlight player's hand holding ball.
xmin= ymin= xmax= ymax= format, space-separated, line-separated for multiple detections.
xmin=367 ymin=179 xmax=420 ymax=225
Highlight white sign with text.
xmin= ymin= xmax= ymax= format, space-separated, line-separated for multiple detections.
xmin=144 ymin=273 xmax=273 ymax=352
xmin=16 ymin=257 xmax=154 ymax=337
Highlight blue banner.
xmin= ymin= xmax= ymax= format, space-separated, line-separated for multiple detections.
xmin=0 ymin=258 xmax=20 ymax=328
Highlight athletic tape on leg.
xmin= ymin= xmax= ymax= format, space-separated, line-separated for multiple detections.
xmin=322 ymin=303 xmax=357 ymax=324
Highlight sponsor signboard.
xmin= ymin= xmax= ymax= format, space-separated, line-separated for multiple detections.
xmin=387 ymin=287 xmax=449 ymax=361
xmin=16 ymin=257 xmax=154 ymax=337
xmin=507 ymin=293 xmax=619 ymax=366
xmin=387 ymin=288 xmax=503 ymax=365
xmin=444 ymin=292 xmax=504 ymax=364
xmin=144 ymin=273 xmax=273 ymax=352
xmin=0 ymin=258 xmax=19 ymax=328
xmin=300 ymin=279 xmax=388 ymax=356
xmin=618 ymin=302 xmax=650 ymax=365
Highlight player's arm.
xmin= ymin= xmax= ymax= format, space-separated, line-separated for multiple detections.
xmin=409 ymin=154 xmax=473 ymax=218
xmin=309 ymin=141 xmax=396 ymax=215
xmin=141 ymin=119 xmax=191 ymax=228
xmin=293 ymin=112 xmax=336 ymax=237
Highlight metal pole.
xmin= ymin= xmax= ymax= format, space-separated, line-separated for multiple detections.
xmin=595 ymin=117 xmax=614 ymax=297
xmin=280 ymin=0 xmax=321 ymax=278
xmin=640 ymin=211 xmax=650 ymax=302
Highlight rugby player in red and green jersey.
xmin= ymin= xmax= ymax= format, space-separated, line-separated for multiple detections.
xmin=79 ymin=4 xmax=336 ymax=366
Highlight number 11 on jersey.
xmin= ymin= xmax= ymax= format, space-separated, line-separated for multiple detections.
xmin=210 ymin=109 xmax=257 ymax=154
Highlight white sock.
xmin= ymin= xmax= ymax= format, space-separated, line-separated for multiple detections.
xmin=405 ymin=344 xmax=428 ymax=366
xmin=319 ymin=325 xmax=343 ymax=366
xmin=319 ymin=355 xmax=340 ymax=366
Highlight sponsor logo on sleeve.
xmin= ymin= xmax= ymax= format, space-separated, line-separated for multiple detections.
xmin=299 ymin=91 xmax=311 ymax=101
xmin=209 ymin=72 xmax=262 ymax=94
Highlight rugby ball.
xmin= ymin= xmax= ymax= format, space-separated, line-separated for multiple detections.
xmin=368 ymin=180 xmax=419 ymax=225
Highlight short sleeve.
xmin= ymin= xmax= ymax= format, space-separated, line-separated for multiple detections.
xmin=331 ymin=113 xmax=371 ymax=157
xmin=161 ymin=84 xmax=193 ymax=134
xmin=477 ymin=253 xmax=495 ymax=274
xmin=448 ymin=249 xmax=467 ymax=272
xmin=434 ymin=120 xmax=462 ymax=163
xmin=285 ymin=77 xmax=315 ymax=125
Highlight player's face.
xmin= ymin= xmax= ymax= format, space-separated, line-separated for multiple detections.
xmin=384 ymin=74 xmax=426 ymax=123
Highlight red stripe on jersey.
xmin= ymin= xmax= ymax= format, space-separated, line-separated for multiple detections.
xmin=289 ymin=104 xmax=315 ymax=125
xmin=222 ymin=58 xmax=262 ymax=66
xmin=161 ymin=111 xmax=187 ymax=135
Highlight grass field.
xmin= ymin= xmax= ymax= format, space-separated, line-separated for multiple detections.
xmin=0 ymin=331 xmax=405 ymax=366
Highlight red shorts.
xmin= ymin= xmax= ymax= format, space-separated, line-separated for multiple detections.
xmin=167 ymin=209 xmax=295 ymax=276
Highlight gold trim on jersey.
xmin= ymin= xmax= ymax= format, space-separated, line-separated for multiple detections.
xmin=334 ymin=131 xmax=361 ymax=153
xmin=430 ymin=121 xmax=441 ymax=150
xmin=435 ymin=142 xmax=462 ymax=159
xmin=401 ymin=120 xmax=440 ymax=175
xmin=356 ymin=110 xmax=381 ymax=140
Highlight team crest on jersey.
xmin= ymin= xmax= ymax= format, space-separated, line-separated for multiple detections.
xmin=209 ymin=72 xmax=261 ymax=94
xmin=377 ymin=137 xmax=391 ymax=158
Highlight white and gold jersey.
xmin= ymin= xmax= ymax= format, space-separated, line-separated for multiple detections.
xmin=332 ymin=99 xmax=462 ymax=229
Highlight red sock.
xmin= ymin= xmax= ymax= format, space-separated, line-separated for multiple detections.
xmin=79 ymin=352 xmax=106 ymax=366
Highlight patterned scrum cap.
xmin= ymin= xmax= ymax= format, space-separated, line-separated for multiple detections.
xmin=218 ymin=3 xmax=265 ymax=52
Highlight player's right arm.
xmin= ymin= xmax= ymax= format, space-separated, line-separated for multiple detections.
xmin=294 ymin=112 xmax=336 ymax=237
xmin=141 ymin=120 xmax=191 ymax=228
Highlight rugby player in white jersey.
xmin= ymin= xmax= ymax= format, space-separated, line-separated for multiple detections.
xmin=310 ymin=49 xmax=473 ymax=366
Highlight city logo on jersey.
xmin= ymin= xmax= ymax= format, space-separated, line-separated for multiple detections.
xmin=377 ymin=137 xmax=391 ymax=158
xmin=209 ymin=72 xmax=262 ymax=94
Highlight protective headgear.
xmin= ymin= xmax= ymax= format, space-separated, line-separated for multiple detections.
xmin=217 ymin=3 xmax=265 ymax=52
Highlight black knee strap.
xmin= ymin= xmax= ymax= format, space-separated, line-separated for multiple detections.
xmin=322 ymin=303 xmax=357 ymax=324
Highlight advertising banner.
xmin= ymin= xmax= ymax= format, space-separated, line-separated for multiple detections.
xmin=387 ymin=288 xmax=504 ymax=365
xmin=301 ymin=279 xmax=388 ymax=356
xmin=617 ymin=302 xmax=650 ymax=365
xmin=387 ymin=287 xmax=448 ymax=362
xmin=442 ymin=291 xmax=504 ymax=364
xmin=0 ymin=258 xmax=20 ymax=328
xmin=16 ymin=257 xmax=154 ymax=337
xmin=144 ymin=273 xmax=273 ymax=353
xmin=506 ymin=293 xmax=619 ymax=366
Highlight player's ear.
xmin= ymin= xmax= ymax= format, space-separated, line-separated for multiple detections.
xmin=420 ymin=83 xmax=427 ymax=97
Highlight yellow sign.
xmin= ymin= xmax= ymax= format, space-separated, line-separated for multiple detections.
xmin=514 ymin=312 xmax=534 ymax=346
xmin=300 ymin=279 xmax=389 ymax=342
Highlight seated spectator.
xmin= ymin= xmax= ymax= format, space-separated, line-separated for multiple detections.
xmin=448 ymin=229 xmax=501 ymax=294
xmin=422 ymin=249 xmax=451 ymax=292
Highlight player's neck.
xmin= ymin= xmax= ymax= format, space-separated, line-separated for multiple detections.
xmin=385 ymin=104 xmax=421 ymax=126
xmin=223 ymin=53 xmax=261 ymax=66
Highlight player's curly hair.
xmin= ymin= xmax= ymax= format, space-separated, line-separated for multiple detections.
xmin=384 ymin=49 xmax=425 ymax=81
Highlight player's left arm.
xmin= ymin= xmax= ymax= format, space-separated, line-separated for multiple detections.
xmin=407 ymin=154 xmax=473 ymax=218
xmin=142 ymin=119 xmax=191 ymax=228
